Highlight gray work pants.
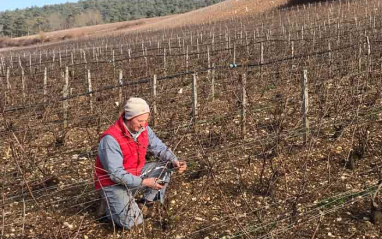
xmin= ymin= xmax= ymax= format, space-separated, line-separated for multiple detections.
xmin=101 ymin=161 xmax=172 ymax=229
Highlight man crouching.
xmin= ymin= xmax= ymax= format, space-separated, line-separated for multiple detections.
xmin=94 ymin=97 xmax=187 ymax=228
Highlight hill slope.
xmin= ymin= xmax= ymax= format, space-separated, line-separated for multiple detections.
xmin=2 ymin=0 xmax=288 ymax=50
xmin=0 ymin=0 xmax=225 ymax=38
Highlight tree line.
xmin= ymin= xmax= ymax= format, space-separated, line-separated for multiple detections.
xmin=0 ymin=0 xmax=224 ymax=38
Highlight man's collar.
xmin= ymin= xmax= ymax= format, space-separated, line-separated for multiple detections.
xmin=123 ymin=121 xmax=146 ymax=141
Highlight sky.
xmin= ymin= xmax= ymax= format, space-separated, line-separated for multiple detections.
xmin=0 ymin=0 xmax=79 ymax=12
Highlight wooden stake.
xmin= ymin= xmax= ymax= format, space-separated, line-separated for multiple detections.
xmin=301 ymin=69 xmax=309 ymax=144
xmin=233 ymin=43 xmax=236 ymax=65
xmin=21 ymin=68 xmax=26 ymax=103
xmin=59 ymin=52 xmax=62 ymax=67
xmin=291 ymin=41 xmax=295 ymax=58
xmin=152 ymin=75 xmax=157 ymax=127
xmin=6 ymin=67 xmax=10 ymax=90
xmin=63 ymin=67 xmax=69 ymax=128
xmin=211 ymin=63 xmax=215 ymax=101
xmin=44 ymin=68 xmax=47 ymax=103
xmin=197 ymin=38 xmax=200 ymax=59
xmin=112 ymin=50 xmax=115 ymax=68
xmin=367 ymin=36 xmax=371 ymax=74
xmin=163 ymin=48 xmax=166 ymax=72
xmin=241 ymin=74 xmax=247 ymax=139
xmin=144 ymin=48 xmax=148 ymax=76
xmin=186 ymin=46 xmax=189 ymax=70
xmin=366 ymin=36 xmax=371 ymax=87
xmin=118 ymin=70 xmax=123 ymax=106
xmin=192 ymin=73 xmax=198 ymax=123
xmin=328 ymin=41 xmax=332 ymax=64
xmin=29 ymin=55 xmax=32 ymax=75
xmin=83 ymin=50 xmax=87 ymax=64
xmin=87 ymin=69 xmax=93 ymax=113
xmin=168 ymin=39 xmax=171 ymax=55
xmin=212 ymin=32 xmax=215 ymax=51
xmin=207 ymin=46 xmax=211 ymax=69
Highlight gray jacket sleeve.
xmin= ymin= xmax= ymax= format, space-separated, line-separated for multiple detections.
xmin=98 ymin=135 xmax=143 ymax=188
xmin=147 ymin=126 xmax=178 ymax=163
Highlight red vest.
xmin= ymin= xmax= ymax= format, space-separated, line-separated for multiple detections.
xmin=94 ymin=113 xmax=148 ymax=190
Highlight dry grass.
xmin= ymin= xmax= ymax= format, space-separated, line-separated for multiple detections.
xmin=1 ymin=0 xmax=288 ymax=51
xmin=140 ymin=0 xmax=289 ymax=29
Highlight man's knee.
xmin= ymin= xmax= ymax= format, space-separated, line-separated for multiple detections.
xmin=102 ymin=186 xmax=144 ymax=229
xmin=106 ymin=200 xmax=144 ymax=229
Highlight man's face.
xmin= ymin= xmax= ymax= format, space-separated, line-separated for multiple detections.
xmin=126 ymin=113 xmax=149 ymax=132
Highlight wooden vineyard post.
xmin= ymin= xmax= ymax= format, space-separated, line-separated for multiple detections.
xmin=6 ymin=67 xmax=10 ymax=90
xmin=245 ymin=31 xmax=249 ymax=55
xmin=207 ymin=46 xmax=211 ymax=70
xmin=192 ymin=73 xmax=198 ymax=124
xmin=18 ymin=56 xmax=22 ymax=69
xmin=87 ymin=69 xmax=93 ymax=113
xmin=8 ymin=55 xmax=12 ymax=69
xmin=168 ymin=39 xmax=171 ymax=55
xmin=211 ymin=63 xmax=215 ymax=101
xmin=337 ymin=22 xmax=341 ymax=46
xmin=152 ymin=75 xmax=157 ymax=127
xmin=241 ymin=73 xmax=247 ymax=139
xmin=112 ymin=50 xmax=115 ymax=68
xmin=233 ymin=43 xmax=236 ymax=65
xmin=328 ymin=42 xmax=332 ymax=77
xmin=328 ymin=42 xmax=332 ymax=63
xmin=366 ymin=36 xmax=371 ymax=78
xmin=63 ymin=67 xmax=69 ymax=128
xmin=118 ymin=70 xmax=123 ymax=105
xmin=197 ymin=38 xmax=200 ymax=59
xmin=1 ymin=56 xmax=4 ymax=72
xmin=92 ymin=47 xmax=96 ymax=60
xmin=212 ymin=32 xmax=215 ymax=51
xmin=301 ymin=69 xmax=309 ymax=144
xmin=29 ymin=54 xmax=32 ymax=74
xmin=186 ymin=46 xmax=189 ymax=71
xmin=358 ymin=42 xmax=362 ymax=73
xmin=21 ymin=68 xmax=26 ymax=103
xmin=44 ymin=68 xmax=47 ymax=103
xmin=52 ymin=50 xmax=55 ymax=67
xmin=260 ymin=41 xmax=264 ymax=80
xmin=59 ymin=51 xmax=62 ymax=67
xmin=144 ymin=48 xmax=148 ymax=76
xmin=83 ymin=50 xmax=87 ymax=65
xmin=163 ymin=48 xmax=167 ymax=76
xmin=207 ymin=47 xmax=214 ymax=101
xmin=291 ymin=41 xmax=295 ymax=58
xmin=112 ymin=50 xmax=116 ymax=78
xmin=228 ymin=36 xmax=231 ymax=55
xmin=260 ymin=42 xmax=264 ymax=64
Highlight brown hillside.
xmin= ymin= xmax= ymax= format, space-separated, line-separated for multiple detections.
xmin=4 ymin=0 xmax=288 ymax=50
xmin=135 ymin=0 xmax=289 ymax=30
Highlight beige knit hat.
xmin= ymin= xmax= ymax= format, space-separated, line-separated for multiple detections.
xmin=124 ymin=97 xmax=150 ymax=120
